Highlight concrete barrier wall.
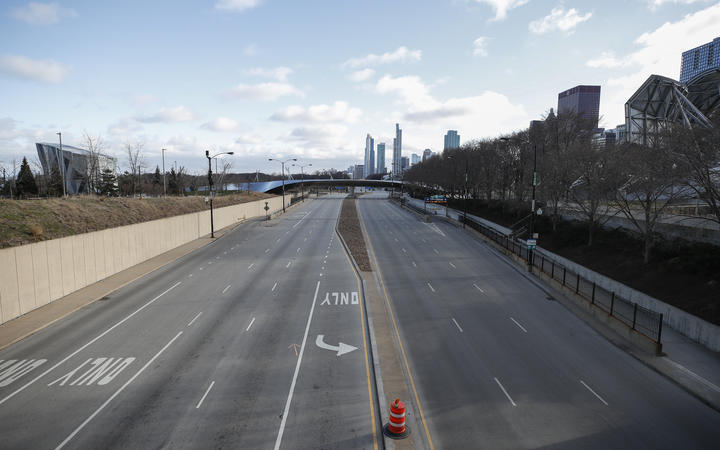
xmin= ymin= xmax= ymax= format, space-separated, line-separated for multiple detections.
xmin=0 ymin=196 xmax=283 ymax=325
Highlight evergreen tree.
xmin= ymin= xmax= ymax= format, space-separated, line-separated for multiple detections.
xmin=16 ymin=157 xmax=38 ymax=197
xmin=48 ymin=164 xmax=64 ymax=197
xmin=168 ymin=167 xmax=178 ymax=195
xmin=99 ymin=168 xmax=118 ymax=196
xmin=153 ymin=166 xmax=161 ymax=186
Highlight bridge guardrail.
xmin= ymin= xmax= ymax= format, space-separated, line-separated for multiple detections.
xmin=459 ymin=215 xmax=663 ymax=350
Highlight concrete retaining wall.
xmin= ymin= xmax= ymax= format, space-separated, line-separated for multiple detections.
xmin=0 ymin=197 xmax=283 ymax=325
xmin=534 ymin=246 xmax=720 ymax=352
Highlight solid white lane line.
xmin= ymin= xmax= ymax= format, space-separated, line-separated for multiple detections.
xmin=449 ymin=262 xmax=456 ymax=268
xmin=246 ymin=317 xmax=256 ymax=331
xmin=286 ymin=261 xmax=292 ymax=268
xmin=427 ymin=282 xmax=435 ymax=293
xmin=580 ymin=380 xmax=609 ymax=406
xmin=248 ymin=263 xmax=254 ymax=270
xmin=452 ymin=318 xmax=464 ymax=333
xmin=272 ymin=282 xmax=278 ymax=291
xmin=0 ymin=281 xmax=181 ymax=406
xmin=196 ymin=381 xmax=215 ymax=409
xmin=473 ymin=283 xmax=485 ymax=293
xmin=510 ymin=317 xmax=527 ymax=333
xmin=55 ymin=332 xmax=184 ymax=449
xmin=187 ymin=312 xmax=203 ymax=327
xmin=222 ymin=285 xmax=231 ymax=294
xmin=494 ymin=378 xmax=517 ymax=407
xmin=274 ymin=281 xmax=321 ymax=450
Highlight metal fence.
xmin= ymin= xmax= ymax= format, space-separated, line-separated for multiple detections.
xmin=459 ymin=215 xmax=663 ymax=346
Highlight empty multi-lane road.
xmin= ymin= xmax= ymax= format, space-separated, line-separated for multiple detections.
xmin=0 ymin=191 xmax=718 ymax=449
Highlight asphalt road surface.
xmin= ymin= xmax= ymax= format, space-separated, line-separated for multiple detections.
xmin=0 ymin=193 xmax=378 ymax=449
xmin=358 ymin=191 xmax=720 ymax=450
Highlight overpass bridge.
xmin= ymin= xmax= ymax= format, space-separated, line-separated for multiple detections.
xmin=237 ymin=178 xmax=404 ymax=194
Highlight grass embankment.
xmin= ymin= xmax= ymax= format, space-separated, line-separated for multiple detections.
xmin=0 ymin=192 xmax=273 ymax=249
xmin=338 ymin=197 xmax=372 ymax=271
xmin=449 ymin=198 xmax=720 ymax=326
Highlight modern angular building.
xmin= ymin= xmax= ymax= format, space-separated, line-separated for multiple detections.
xmin=376 ymin=143 xmax=386 ymax=174
xmin=36 ymin=142 xmax=117 ymax=195
xmin=557 ymin=85 xmax=601 ymax=126
xmin=392 ymin=123 xmax=402 ymax=177
xmin=364 ymin=134 xmax=375 ymax=178
xmin=422 ymin=148 xmax=433 ymax=162
xmin=411 ymin=154 xmax=420 ymax=165
xmin=444 ymin=130 xmax=460 ymax=150
xmin=401 ymin=156 xmax=409 ymax=173
xmin=680 ymin=37 xmax=720 ymax=83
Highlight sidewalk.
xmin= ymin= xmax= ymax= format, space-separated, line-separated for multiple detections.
xmin=399 ymin=194 xmax=720 ymax=412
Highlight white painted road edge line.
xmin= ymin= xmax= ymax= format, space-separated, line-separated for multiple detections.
xmin=452 ymin=318 xmax=464 ymax=333
xmin=55 ymin=331 xmax=184 ymax=449
xmin=222 ymin=285 xmax=231 ymax=294
xmin=272 ymin=282 xmax=278 ymax=292
xmin=274 ymin=280 xmax=321 ymax=450
xmin=510 ymin=317 xmax=528 ymax=333
xmin=187 ymin=312 xmax=203 ymax=327
xmin=246 ymin=317 xmax=256 ymax=331
xmin=473 ymin=283 xmax=485 ymax=293
xmin=666 ymin=359 xmax=720 ymax=393
xmin=580 ymin=380 xmax=609 ymax=406
xmin=427 ymin=282 xmax=435 ymax=293
xmin=196 ymin=381 xmax=216 ymax=409
xmin=0 ymin=281 xmax=182 ymax=407
xmin=494 ymin=377 xmax=517 ymax=407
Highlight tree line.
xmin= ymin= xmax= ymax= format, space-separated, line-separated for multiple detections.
xmin=404 ymin=111 xmax=720 ymax=263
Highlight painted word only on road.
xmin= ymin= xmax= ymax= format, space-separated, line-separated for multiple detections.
xmin=320 ymin=292 xmax=359 ymax=306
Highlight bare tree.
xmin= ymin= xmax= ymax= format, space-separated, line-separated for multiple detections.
xmin=83 ymin=132 xmax=105 ymax=194
xmin=125 ymin=141 xmax=145 ymax=196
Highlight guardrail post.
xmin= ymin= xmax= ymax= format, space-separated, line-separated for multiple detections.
xmin=562 ymin=268 xmax=566 ymax=286
xmin=610 ymin=292 xmax=615 ymax=316
xmin=551 ymin=261 xmax=554 ymax=279
xmin=576 ymin=274 xmax=580 ymax=294
xmin=657 ymin=313 xmax=664 ymax=344
xmin=591 ymin=283 xmax=596 ymax=304
xmin=632 ymin=304 xmax=638 ymax=330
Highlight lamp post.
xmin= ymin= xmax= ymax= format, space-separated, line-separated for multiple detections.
xmin=205 ymin=150 xmax=234 ymax=238
xmin=292 ymin=163 xmax=311 ymax=201
xmin=269 ymin=157 xmax=296 ymax=212
xmin=57 ymin=132 xmax=66 ymax=197
xmin=447 ymin=155 xmax=469 ymax=228
xmin=162 ymin=148 xmax=167 ymax=197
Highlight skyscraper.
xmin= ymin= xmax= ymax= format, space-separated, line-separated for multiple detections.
xmin=364 ymin=134 xmax=374 ymax=178
xmin=444 ymin=130 xmax=460 ymax=150
xmin=680 ymin=37 xmax=720 ymax=83
xmin=392 ymin=123 xmax=402 ymax=177
xmin=557 ymin=85 xmax=601 ymax=126
xmin=411 ymin=154 xmax=420 ymax=165
xmin=376 ymin=143 xmax=386 ymax=174
xmin=422 ymin=148 xmax=432 ymax=161
xmin=401 ymin=156 xmax=409 ymax=172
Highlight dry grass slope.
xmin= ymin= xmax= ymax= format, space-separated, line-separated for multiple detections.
xmin=0 ymin=192 xmax=273 ymax=249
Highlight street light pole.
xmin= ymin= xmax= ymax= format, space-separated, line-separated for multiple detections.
xmin=463 ymin=158 xmax=469 ymax=228
xmin=529 ymin=144 xmax=538 ymax=269
xmin=57 ymin=132 xmax=66 ymax=197
xmin=162 ymin=148 xmax=166 ymax=197
xmin=269 ymin=157 xmax=296 ymax=213
xmin=292 ymin=163 xmax=311 ymax=201
xmin=206 ymin=151 xmax=235 ymax=238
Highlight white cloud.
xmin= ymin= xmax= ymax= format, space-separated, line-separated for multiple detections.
xmin=243 ymin=44 xmax=259 ymax=56
xmin=243 ymin=66 xmax=293 ymax=81
xmin=472 ymin=0 xmax=529 ymax=21
xmin=10 ymin=2 xmax=77 ymax=25
xmin=348 ymin=68 xmax=375 ymax=82
xmin=226 ymin=82 xmax=304 ymax=101
xmin=343 ymin=46 xmax=422 ymax=68
xmin=215 ymin=0 xmax=262 ymax=12
xmin=529 ymin=7 xmax=592 ymax=34
xmin=647 ymin=0 xmax=708 ymax=9
xmin=0 ymin=54 xmax=71 ymax=83
xmin=130 ymin=94 xmax=157 ymax=107
xmin=586 ymin=51 xmax=624 ymax=69
xmin=136 ymin=106 xmax=195 ymax=123
xmin=202 ymin=117 xmax=240 ymax=132
xmin=270 ymin=101 xmax=362 ymax=124
xmin=473 ymin=37 xmax=489 ymax=57
xmin=107 ymin=118 xmax=143 ymax=137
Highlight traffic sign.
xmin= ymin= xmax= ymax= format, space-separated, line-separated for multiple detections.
xmin=527 ymin=238 xmax=537 ymax=250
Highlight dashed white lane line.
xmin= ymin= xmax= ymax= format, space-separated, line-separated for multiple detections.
xmin=580 ymin=380 xmax=609 ymax=406
xmin=196 ymin=381 xmax=216 ymax=409
xmin=510 ymin=317 xmax=527 ymax=333
xmin=412 ymin=261 xmax=417 ymax=268
xmin=433 ymin=248 xmax=439 ymax=255
xmin=187 ymin=312 xmax=202 ymax=327
xmin=297 ymin=248 xmax=301 ymax=253
xmin=56 ymin=332 xmax=184 ymax=449
xmin=246 ymin=317 xmax=256 ymax=331
xmin=394 ymin=238 xmax=399 ymax=242
xmin=421 ymin=239 xmax=427 ymax=243
xmin=222 ymin=285 xmax=231 ymax=294
xmin=286 ymin=261 xmax=292 ymax=268
xmin=277 ymin=238 xmax=281 ymax=243
xmin=199 ymin=267 xmax=204 ymax=271
xmin=0 ymin=282 xmax=182 ymax=407
xmin=304 ymin=237 xmax=307 ymax=242
xmin=473 ymin=283 xmax=485 ymax=293
xmin=272 ymin=282 xmax=278 ymax=291
xmin=494 ymin=377 xmax=517 ymax=407
xmin=265 ymin=248 xmax=270 ymax=253
xmin=452 ymin=318 xmax=464 ymax=333
xmin=427 ymin=282 xmax=435 ymax=293
xmin=402 ymin=248 xmax=407 ymax=253
xmin=188 ymin=274 xmax=193 ymax=278
xmin=449 ymin=262 xmax=456 ymax=268
xmin=248 ymin=263 xmax=254 ymax=270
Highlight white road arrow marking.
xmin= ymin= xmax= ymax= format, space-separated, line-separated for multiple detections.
xmin=315 ymin=335 xmax=357 ymax=356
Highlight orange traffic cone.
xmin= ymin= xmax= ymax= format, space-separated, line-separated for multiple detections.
xmin=383 ymin=398 xmax=410 ymax=439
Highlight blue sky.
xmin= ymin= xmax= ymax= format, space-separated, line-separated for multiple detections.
xmin=1 ymin=0 xmax=719 ymax=175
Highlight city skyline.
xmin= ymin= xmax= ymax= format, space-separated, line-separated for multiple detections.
xmin=1 ymin=1 xmax=719 ymax=175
